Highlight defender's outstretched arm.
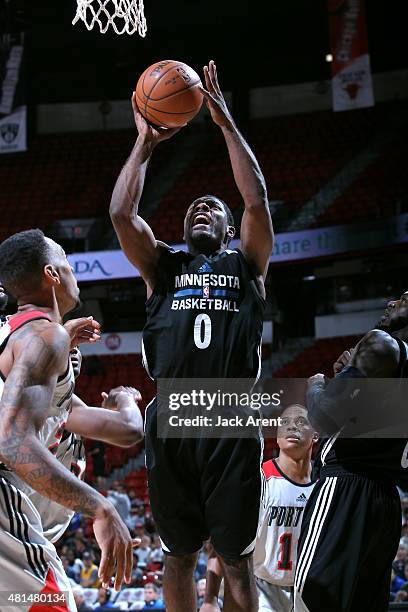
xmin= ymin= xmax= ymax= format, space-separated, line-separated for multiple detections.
xmin=67 ymin=387 xmax=144 ymax=448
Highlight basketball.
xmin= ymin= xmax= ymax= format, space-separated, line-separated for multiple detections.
xmin=135 ymin=60 xmax=203 ymax=128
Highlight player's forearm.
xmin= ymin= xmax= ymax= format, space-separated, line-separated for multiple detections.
xmin=221 ymin=122 xmax=268 ymax=209
xmin=112 ymin=397 xmax=144 ymax=446
xmin=67 ymin=397 xmax=143 ymax=447
xmin=110 ymin=136 xmax=155 ymax=220
xmin=88 ymin=402 xmax=143 ymax=447
xmin=0 ymin=434 xmax=110 ymax=519
xmin=307 ymin=374 xmax=364 ymax=436
xmin=306 ymin=382 xmax=339 ymax=436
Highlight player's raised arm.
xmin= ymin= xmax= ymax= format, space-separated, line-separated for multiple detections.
xmin=110 ymin=94 xmax=181 ymax=292
xmin=66 ymin=386 xmax=144 ymax=448
xmin=200 ymin=60 xmax=273 ymax=281
xmin=0 ymin=322 xmax=134 ymax=589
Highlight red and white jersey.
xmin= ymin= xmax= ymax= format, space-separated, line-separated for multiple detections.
xmin=0 ymin=311 xmax=81 ymax=542
xmin=253 ymin=459 xmax=315 ymax=587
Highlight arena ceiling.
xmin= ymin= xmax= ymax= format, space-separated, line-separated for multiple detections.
xmin=2 ymin=0 xmax=407 ymax=104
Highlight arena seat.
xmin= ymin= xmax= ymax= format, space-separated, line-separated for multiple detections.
xmin=148 ymin=106 xmax=383 ymax=243
xmin=81 ymin=588 xmax=98 ymax=606
xmin=115 ymin=587 xmax=145 ymax=606
xmin=0 ymin=130 xmax=167 ymax=242
xmin=314 ymin=134 xmax=408 ymax=227
xmin=74 ymin=354 xmax=154 ymax=478
xmin=1 ymin=103 xmax=399 ymax=244
xmin=75 ymin=354 xmax=155 ymax=410
xmin=272 ymin=335 xmax=361 ymax=378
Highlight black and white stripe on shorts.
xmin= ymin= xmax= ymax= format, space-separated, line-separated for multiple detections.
xmin=0 ymin=477 xmax=48 ymax=580
xmin=295 ymin=477 xmax=338 ymax=597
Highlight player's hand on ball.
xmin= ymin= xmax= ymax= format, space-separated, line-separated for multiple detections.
xmin=64 ymin=316 xmax=101 ymax=349
xmin=131 ymin=93 xmax=184 ymax=145
xmin=200 ymin=60 xmax=233 ymax=128
xmin=93 ymin=503 xmax=138 ymax=590
xmin=307 ymin=373 xmax=327 ymax=388
xmin=333 ymin=348 xmax=354 ymax=376
xmin=101 ymin=386 xmax=142 ymax=411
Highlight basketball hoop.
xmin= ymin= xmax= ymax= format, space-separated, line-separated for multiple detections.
xmin=72 ymin=0 xmax=147 ymax=36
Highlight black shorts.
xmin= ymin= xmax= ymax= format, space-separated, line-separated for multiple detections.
xmin=145 ymin=397 xmax=262 ymax=558
xmin=294 ymin=469 xmax=401 ymax=612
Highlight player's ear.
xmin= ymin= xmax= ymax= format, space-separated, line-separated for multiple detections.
xmin=312 ymin=431 xmax=319 ymax=443
xmin=224 ymin=225 xmax=235 ymax=244
xmin=44 ymin=264 xmax=61 ymax=286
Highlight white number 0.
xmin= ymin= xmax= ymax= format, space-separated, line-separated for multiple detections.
xmin=401 ymin=441 xmax=408 ymax=469
xmin=194 ymin=314 xmax=212 ymax=349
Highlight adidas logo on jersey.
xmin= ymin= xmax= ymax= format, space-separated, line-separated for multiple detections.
xmin=296 ymin=493 xmax=308 ymax=503
xmin=197 ymin=262 xmax=213 ymax=274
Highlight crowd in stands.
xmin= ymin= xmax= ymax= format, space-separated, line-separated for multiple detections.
xmin=391 ymin=495 xmax=408 ymax=603
xmin=56 ymin=481 xmax=215 ymax=610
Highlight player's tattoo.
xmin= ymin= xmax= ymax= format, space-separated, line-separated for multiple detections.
xmin=0 ymin=323 xmax=102 ymax=518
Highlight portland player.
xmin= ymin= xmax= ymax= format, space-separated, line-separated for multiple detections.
xmin=254 ymin=405 xmax=318 ymax=612
xmin=294 ymin=291 xmax=408 ymax=612
xmin=110 ymin=60 xmax=273 ymax=612
xmin=201 ymin=404 xmax=318 ymax=612
xmin=0 ymin=230 xmax=142 ymax=611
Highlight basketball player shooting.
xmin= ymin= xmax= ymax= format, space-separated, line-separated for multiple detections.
xmin=0 ymin=230 xmax=143 ymax=612
xmin=110 ymin=60 xmax=273 ymax=612
xmin=294 ymin=292 xmax=408 ymax=612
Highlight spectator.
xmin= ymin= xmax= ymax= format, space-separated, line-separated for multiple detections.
xmin=65 ymin=548 xmax=84 ymax=583
xmin=147 ymin=534 xmax=164 ymax=565
xmin=93 ymin=588 xmax=118 ymax=611
xmin=394 ymin=546 xmax=408 ymax=579
xmin=391 ymin=569 xmax=405 ymax=601
xmin=65 ymin=527 xmax=88 ymax=553
xmin=61 ymin=555 xmax=79 ymax=586
xmin=394 ymin=563 xmax=408 ymax=602
xmin=137 ymin=535 xmax=152 ymax=568
xmin=142 ymin=584 xmax=164 ymax=610
xmin=130 ymin=553 xmax=144 ymax=587
xmin=128 ymin=489 xmax=141 ymax=509
xmin=80 ymin=550 xmax=101 ymax=588
xmin=196 ymin=578 xmax=206 ymax=609
xmin=195 ymin=542 xmax=210 ymax=581
xmin=107 ymin=481 xmax=131 ymax=523
xmin=127 ymin=508 xmax=143 ymax=531
xmin=89 ymin=441 xmax=106 ymax=478
xmin=401 ymin=523 xmax=408 ymax=549
xmin=66 ymin=512 xmax=82 ymax=536
xmin=72 ymin=585 xmax=94 ymax=612
xmin=135 ymin=503 xmax=146 ymax=524
xmin=133 ymin=523 xmax=147 ymax=540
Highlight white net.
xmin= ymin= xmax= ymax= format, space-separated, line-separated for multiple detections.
xmin=72 ymin=0 xmax=147 ymax=36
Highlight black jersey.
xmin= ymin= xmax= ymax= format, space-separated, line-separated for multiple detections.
xmin=319 ymin=335 xmax=408 ymax=490
xmin=142 ymin=247 xmax=265 ymax=380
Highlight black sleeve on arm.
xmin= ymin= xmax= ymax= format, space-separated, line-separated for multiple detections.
xmin=306 ymin=365 xmax=367 ymax=437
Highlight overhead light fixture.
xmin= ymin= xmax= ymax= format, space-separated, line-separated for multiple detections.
xmin=303 ymin=275 xmax=316 ymax=282
xmin=325 ymin=54 xmax=333 ymax=62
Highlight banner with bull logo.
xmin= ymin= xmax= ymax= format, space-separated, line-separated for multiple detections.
xmin=0 ymin=31 xmax=26 ymax=154
xmin=329 ymin=0 xmax=374 ymax=112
